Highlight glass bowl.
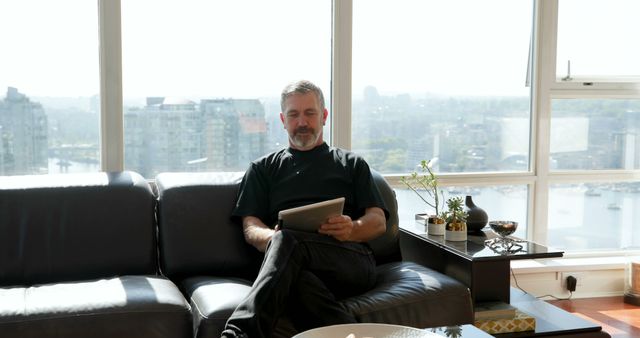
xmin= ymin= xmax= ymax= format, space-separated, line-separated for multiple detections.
xmin=489 ymin=220 xmax=518 ymax=237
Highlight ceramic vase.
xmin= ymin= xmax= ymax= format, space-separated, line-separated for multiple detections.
xmin=464 ymin=195 xmax=488 ymax=233
xmin=427 ymin=216 xmax=445 ymax=236
xmin=445 ymin=222 xmax=467 ymax=241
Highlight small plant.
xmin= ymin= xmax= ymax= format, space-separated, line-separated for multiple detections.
xmin=443 ymin=196 xmax=468 ymax=231
xmin=400 ymin=158 xmax=445 ymax=218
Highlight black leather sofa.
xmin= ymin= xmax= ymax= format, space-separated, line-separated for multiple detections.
xmin=0 ymin=170 xmax=473 ymax=338
xmin=155 ymin=170 xmax=473 ymax=338
xmin=0 ymin=171 xmax=192 ymax=338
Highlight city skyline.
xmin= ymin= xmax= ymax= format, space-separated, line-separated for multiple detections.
xmin=3 ymin=85 xmax=639 ymax=177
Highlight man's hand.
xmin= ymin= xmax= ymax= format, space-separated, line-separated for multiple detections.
xmin=318 ymin=215 xmax=354 ymax=241
xmin=319 ymin=207 xmax=386 ymax=243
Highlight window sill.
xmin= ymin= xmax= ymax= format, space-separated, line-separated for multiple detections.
xmin=511 ymin=256 xmax=628 ymax=274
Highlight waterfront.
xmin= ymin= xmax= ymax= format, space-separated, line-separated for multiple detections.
xmin=48 ymin=157 xmax=99 ymax=174
xmin=43 ymin=158 xmax=640 ymax=252
xmin=396 ymin=184 xmax=640 ymax=252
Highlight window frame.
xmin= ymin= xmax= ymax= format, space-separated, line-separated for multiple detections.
xmin=96 ymin=0 xmax=640 ymax=255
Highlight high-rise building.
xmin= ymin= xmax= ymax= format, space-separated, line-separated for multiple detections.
xmin=125 ymin=97 xmax=202 ymax=178
xmin=125 ymin=97 xmax=266 ymax=178
xmin=0 ymin=87 xmax=48 ymax=175
xmin=200 ymin=99 xmax=266 ymax=171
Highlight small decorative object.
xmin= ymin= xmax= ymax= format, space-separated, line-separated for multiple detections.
xmin=427 ymin=215 xmax=445 ymax=236
xmin=443 ymin=196 xmax=468 ymax=241
xmin=485 ymin=221 xmax=525 ymax=255
xmin=401 ymin=158 xmax=446 ymax=235
xmin=464 ymin=195 xmax=488 ymax=233
xmin=489 ymin=220 xmax=518 ymax=237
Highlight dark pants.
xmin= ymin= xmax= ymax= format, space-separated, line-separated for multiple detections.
xmin=222 ymin=229 xmax=377 ymax=338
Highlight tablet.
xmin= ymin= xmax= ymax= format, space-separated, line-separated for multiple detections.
xmin=278 ymin=197 xmax=345 ymax=232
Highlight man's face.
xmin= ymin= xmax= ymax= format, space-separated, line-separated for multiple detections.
xmin=280 ymin=92 xmax=328 ymax=151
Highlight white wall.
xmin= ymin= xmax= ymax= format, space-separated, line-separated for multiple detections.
xmin=511 ymin=258 xmax=627 ymax=299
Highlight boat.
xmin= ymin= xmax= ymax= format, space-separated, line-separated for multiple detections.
xmin=585 ymin=189 xmax=601 ymax=197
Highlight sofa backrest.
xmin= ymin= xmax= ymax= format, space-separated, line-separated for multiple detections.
xmin=367 ymin=170 xmax=401 ymax=264
xmin=0 ymin=171 xmax=157 ymax=287
xmin=155 ymin=172 xmax=263 ymax=281
xmin=156 ymin=170 xmax=401 ymax=281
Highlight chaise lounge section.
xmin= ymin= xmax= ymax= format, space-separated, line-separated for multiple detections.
xmin=0 ymin=172 xmax=192 ymax=338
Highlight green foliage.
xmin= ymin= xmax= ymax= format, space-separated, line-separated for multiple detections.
xmin=400 ymin=159 xmax=445 ymax=216
xmin=443 ymin=196 xmax=468 ymax=224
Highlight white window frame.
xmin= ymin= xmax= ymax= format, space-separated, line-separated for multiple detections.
xmin=97 ymin=0 xmax=640 ymax=254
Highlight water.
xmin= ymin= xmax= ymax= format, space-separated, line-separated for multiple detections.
xmin=48 ymin=157 xmax=100 ymax=174
xmin=396 ymin=184 xmax=640 ymax=252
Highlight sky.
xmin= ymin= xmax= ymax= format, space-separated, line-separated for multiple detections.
xmin=1 ymin=0 xmax=639 ymax=101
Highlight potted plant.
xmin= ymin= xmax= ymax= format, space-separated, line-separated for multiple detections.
xmin=443 ymin=196 xmax=468 ymax=241
xmin=401 ymin=158 xmax=446 ymax=235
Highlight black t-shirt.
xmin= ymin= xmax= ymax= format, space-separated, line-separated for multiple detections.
xmin=232 ymin=143 xmax=388 ymax=227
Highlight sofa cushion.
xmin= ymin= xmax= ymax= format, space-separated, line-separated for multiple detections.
xmin=180 ymin=277 xmax=253 ymax=338
xmin=155 ymin=172 xmax=263 ymax=281
xmin=0 ymin=276 xmax=192 ymax=338
xmin=182 ymin=261 xmax=472 ymax=338
xmin=342 ymin=261 xmax=473 ymax=328
xmin=0 ymin=171 xmax=157 ymax=286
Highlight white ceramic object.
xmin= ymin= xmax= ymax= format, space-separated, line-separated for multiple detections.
xmin=427 ymin=221 xmax=445 ymax=236
xmin=445 ymin=230 xmax=467 ymax=242
xmin=293 ymin=323 xmax=441 ymax=338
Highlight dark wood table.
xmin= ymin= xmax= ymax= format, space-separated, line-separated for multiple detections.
xmin=400 ymin=222 xmax=564 ymax=303
xmin=498 ymin=289 xmax=609 ymax=338
xmin=399 ymin=222 xmax=609 ymax=338
xmin=427 ymin=324 xmax=494 ymax=338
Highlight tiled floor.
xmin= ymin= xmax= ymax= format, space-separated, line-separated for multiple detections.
xmin=548 ymin=296 xmax=640 ymax=338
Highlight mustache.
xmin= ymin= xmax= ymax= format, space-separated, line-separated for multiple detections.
xmin=294 ymin=127 xmax=314 ymax=134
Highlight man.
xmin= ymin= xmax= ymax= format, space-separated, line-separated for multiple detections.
xmin=223 ymin=80 xmax=387 ymax=338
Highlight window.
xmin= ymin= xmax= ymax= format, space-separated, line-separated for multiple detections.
xmin=556 ymin=0 xmax=640 ymax=80
xmin=352 ymin=0 xmax=534 ymax=174
xmin=0 ymin=0 xmax=100 ymax=175
xmin=397 ymin=185 xmax=529 ymax=239
xmin=548 ymin=182 xmax=640 ymax=251
xmin=121 ymin=0 xmax=331 ymax=178
xmin=550 ymin=99 xmax=640 ymax=171
xmin=544 ymin=1 xmax=640 ymax=252
xmin=5 ymin=1 xmax=640 ymax=255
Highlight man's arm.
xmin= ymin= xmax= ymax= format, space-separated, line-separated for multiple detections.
xmin=242 ymin=216 xmax=277 ymax=252
xmin=318 ymin=206 xmax=386 ymax=242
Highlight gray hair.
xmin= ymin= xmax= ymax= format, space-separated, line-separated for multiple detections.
xmin=280 ymin=80 xmax=326 ymax=112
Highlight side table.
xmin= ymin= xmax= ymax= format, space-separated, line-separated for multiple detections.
xmin=400 ymin=223 xmax=563 ymax=303
xmin=399 ymin=222 xmax=610 ymax=338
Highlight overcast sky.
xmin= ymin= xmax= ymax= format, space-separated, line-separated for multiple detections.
xmin=1 ymin=0 xmax=638 ymax=100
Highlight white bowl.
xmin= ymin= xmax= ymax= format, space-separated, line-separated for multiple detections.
xmin=293 ymin=323 xmax=441 ymax=338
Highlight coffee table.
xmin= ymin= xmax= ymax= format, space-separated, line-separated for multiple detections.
xmin=292 ymin=323 xmax=492 ymax=338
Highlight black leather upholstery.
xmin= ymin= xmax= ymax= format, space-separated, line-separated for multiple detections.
xmin=0 ymin=170 xmax=472 ymax=338
xmin=0 ymin=172 xmax=156 ymax=286
xmin=367 ymin=170 xmax=401 ymax=264
xmin=155 ymin=172 xmax=263 ymax=281
xmin=0 ymin=172 xmax=192 ymax=338
xmin=155 ymin=171 xmax=473 ymax=338
xmin=0 ymin=276 xmax=192 ymax=338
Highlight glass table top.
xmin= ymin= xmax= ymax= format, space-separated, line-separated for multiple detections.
xmin=401 ymin=221 xmax=564 ymax=261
